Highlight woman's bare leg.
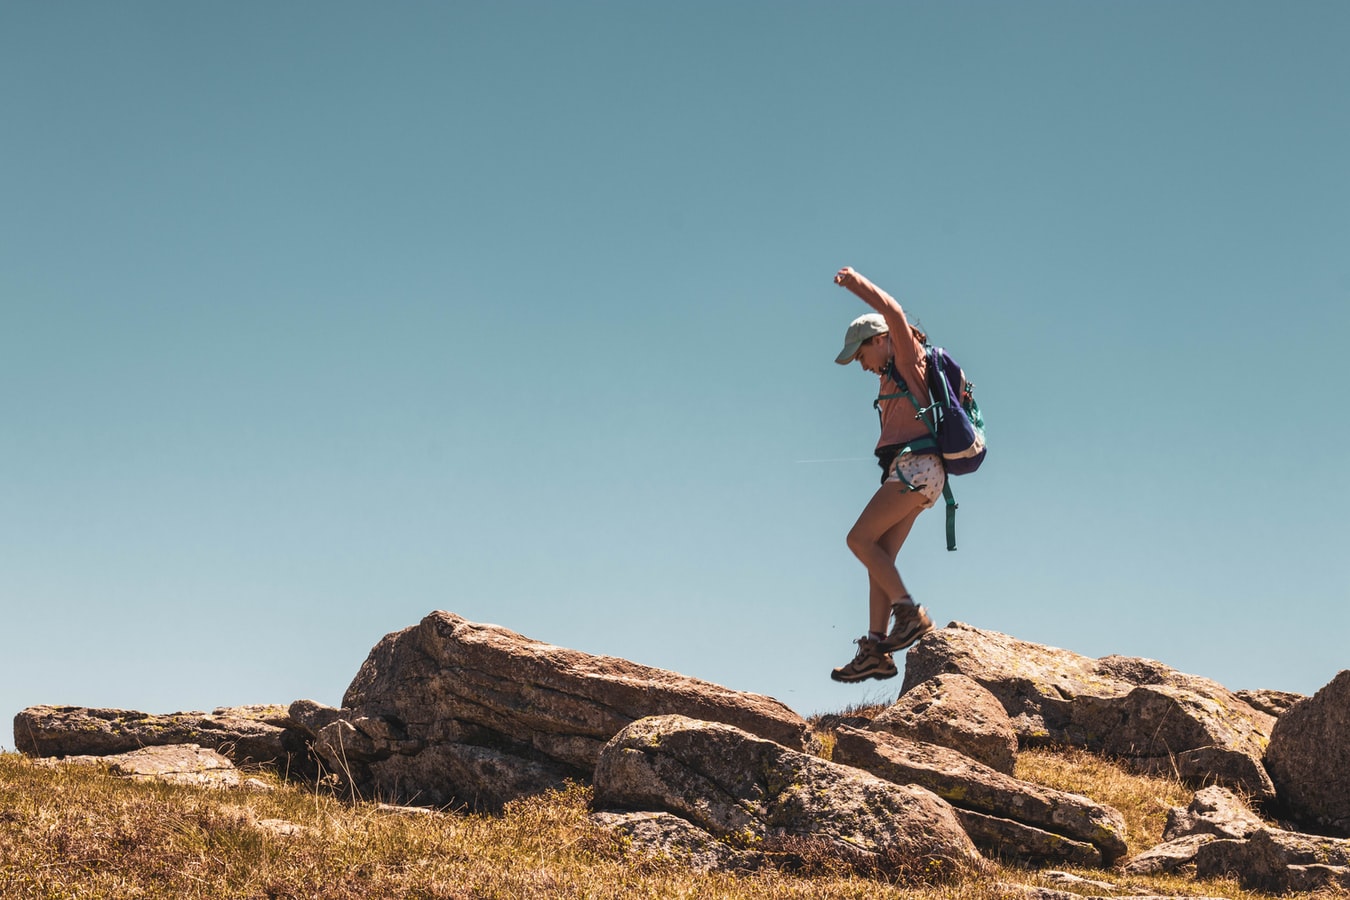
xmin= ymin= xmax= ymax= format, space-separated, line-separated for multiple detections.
xmin=866 ymin=510 xmax=923 ymax=633
xmin=848 ymin=484 xmax=928 ymax=634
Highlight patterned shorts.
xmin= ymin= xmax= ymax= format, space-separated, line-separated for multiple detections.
xmin=886 ymin=451 xmax=946 ymax=508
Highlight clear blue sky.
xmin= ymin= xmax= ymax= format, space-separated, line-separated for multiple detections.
xmin=4 ymin=2 xmax=1347 ymax=751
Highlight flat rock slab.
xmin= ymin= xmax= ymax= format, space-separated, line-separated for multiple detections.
xmin=831 ymin=725 xmax=1128 ymax=865
xmin=53 ymin=744 xmax=262 ymax=790
xmin=954 ymin=808 xmax=1103 ymax=868
xmin=13 ymin=704 xmax=314 ymax=775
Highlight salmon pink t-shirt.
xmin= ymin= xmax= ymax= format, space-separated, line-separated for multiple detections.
xmin=842 ymin=273 xmax=935 ymax=452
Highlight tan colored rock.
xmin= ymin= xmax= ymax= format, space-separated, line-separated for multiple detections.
xmin=902 ymin=623 xmax=1275 ymax=800
xmin=873 ymin=673 xmax=1018 ymax=774
xmin=1264 ymin=670 xmax=1350 ymax=835
xmin=831 ymin=725 xmax=1128 ymax=866
xmin=343 ymin=612 xmax=808 ymax=760
xmin=307 ymin=611 xmax=809 ymax=809
xmin=593 ymin=714 xmax=984 ymax=879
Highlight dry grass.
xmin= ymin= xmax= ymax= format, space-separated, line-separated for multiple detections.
xmin=0 ymin=743 xmax=1307 ymax=900
xmin=0 ymin=753 xmax=982 ymax=900
xmin=1014 ymin=745 xmax=1196 ymax=852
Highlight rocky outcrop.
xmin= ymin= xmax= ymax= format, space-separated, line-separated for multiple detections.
xmin=13 ymin=704 xmax=317 ymax=777
xmin=901 ymin=623 xmax=1276 ymax=800
xmin=1195 ymin=828 xmax=1350 ymax=892
xmin=1264 ymin=669 xmax=1350 ymax=835
xmin=830 ymin=726 xmax=1128 ymax=866
xmin=295 ymin=611 xmax=808 ymax=809
xmin=1123 ymin=786 xmax=1266 ymax=875
xmin=1126 ymin=781 xmax=1350 ymax=891
xmin=871 ymin=673 xmax=1017 ymax=774
xmin=592 ymin=714 xmax=984 ymax=879
xmin=24 ymin=610 xmax=1350 ymax=890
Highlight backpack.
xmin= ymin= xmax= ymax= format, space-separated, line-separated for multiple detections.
xmin=876 ymin=344 xmax=986 ymax=550
xmin=922 ymin=346 xmax=986 ymax=475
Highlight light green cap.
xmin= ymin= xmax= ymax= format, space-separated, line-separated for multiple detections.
xmin=834 ymin=313 xmax=888 ymax=364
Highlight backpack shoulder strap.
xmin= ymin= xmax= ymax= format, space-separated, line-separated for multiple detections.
xmin=877 ymin=359 xmax=940 ymax=434
xmin=881 ymin=355 xmax=962 ymax=553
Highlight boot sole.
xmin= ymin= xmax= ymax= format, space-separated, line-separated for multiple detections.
xmin=830 ymin=667 xmax=898 ymax=683
xmin=877 ymin=624 xmax=933 ymax=654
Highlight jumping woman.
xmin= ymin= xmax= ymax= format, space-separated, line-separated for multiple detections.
xmin=829 ymin=266 xmax=939 ymax=683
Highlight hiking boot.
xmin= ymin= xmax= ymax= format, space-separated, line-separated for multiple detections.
xmin=877 ymin=603 xmax=934 ymax=653
xmin=830 ymin=636 xmax=898 ymax=683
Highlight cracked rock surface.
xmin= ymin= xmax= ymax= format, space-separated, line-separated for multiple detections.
xmin=295 ymin=611 xmax=808 ymax=809
xmin=593 ymin=714 xmax=984 ymax=879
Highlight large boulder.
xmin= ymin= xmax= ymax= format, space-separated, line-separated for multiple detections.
xmin=13 ymin=704 xmax=317 ymax=777
xmin=901 ymin=623 xmax=1276 ymax=800
xmin=1264 ymin=669 xmax=1350 ymax=835
xmin=871 ymin=673 xmax=1018 ymax=774
xmin=298 ymin=611 xmax=809 ymax=809
xmin=593 ymin=714 xmax=984 ymax=879
xmin=831 ymin=725 xmax=1128 ymax=866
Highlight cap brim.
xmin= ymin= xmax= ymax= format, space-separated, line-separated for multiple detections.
xmin=834 ymin=341 xmax=862 ymax=365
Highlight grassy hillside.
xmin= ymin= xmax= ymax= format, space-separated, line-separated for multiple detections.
xmin=0 ymin=737 xmax=1304 ymax=899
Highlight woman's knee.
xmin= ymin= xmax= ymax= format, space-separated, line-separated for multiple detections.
xmin=846 ymin=526 xmax=876 ymax=559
